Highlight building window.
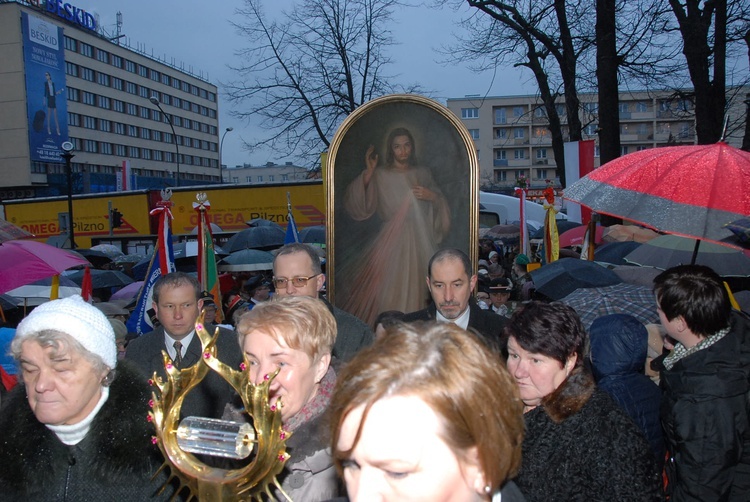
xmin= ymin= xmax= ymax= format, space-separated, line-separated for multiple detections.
xmin=142 ymin=149 xmax=152 ymax=160
xmin=513 ymin=127 xmax=525 ymax=139
xmin=621 ymin=146 xmax=628 ymax=156
xmin=461 ymin=108 xmax=479 ymax=119
xmin=583 ymin=123 xmax=598 ymax=135
xmin=282 ymin=174 xmax=289 ymax=181
xmin=83 ymin=116 xmax=96 ymax=129
xmin=172 ymin=78 xmax=181 ymax=90
xmin=161 ymin=74 xmax=171 ymax=86
xmin=95 ymin=49 xmax=109 ymax=63
xmin=64 ymin=36 xmax=77 ymax=51
xmin=112 ymin=77 xmax=123 ymax=91
xmin=536 ymin=169 xmax=547 ymax=179
xmin=79 ymin=43 xmax=93 ymax=57
xmin=183 ymin=137 xmax=192 ymax=148
xmin=513 ymin=106 xmax=524 ymax=117
xmin=80 ymin=67 xmax=94 ymax=82
xmin=96 ymin=73 xmax=110 ymax=87
xmin=65 ymin=62 xmax=78 ymax=77
xmin=495 ymin=170 xmax=507 ymax=182
xmin=555 ymin=104 xmax=566 ymax=116
xmin=140 ymin=107 xmax=150 ymax=119
xmin=534 ymin=107 xmax=546 ymax=118
xmin=129 ymin=146 xmax=140 ymax=158
xmin=139 ymin=86 xmax=150 ymax=99
xmin=495 ymin=128 xmax=508 ymax=139
xmin=269 ymin=175 xmax=275 ymax=182
xmin=100 ymin=142 xmax=112 ymax=155
xmin=149 ymin=69 xmax=160 ymax=81
xmin=618 ymin=102 xmax=629 ymax=113
xmin=68 ymin=113 xmax=80 ymax=126
xmin=514 ymin=149 xmax=525 ymax=160
xmin=82 ymin=92 xmax=96 ymax=105
xmin=115 ymin=122 xmax=125 ymax=135
xmin=172 ymin=116 xmax=182 ymax=127
xmin=98 ymin=96 xmax=111 ymax=109
xmin=141 ymin=128 xmax=151 ymax=140
xmin=153 ymin=150 xmax=163 ymax=161
xmin=182 ymin=100 xmax=191 ymax=111
xmin=125 ymin=60 xmax=136 ymax=73
xmin=536 ymin=148 xmax=547 ymax=159
xmin=583 ymin=102 xmax=599 ymax=114
xmin=84 ymin=139 xmax=97 ymax=152
xmin=67 ymin=87 xmax=80 ymax=102
xmin=594 ymin=145 xmax=601 ymax=157
xmin=496 ymin=150 xmax=507 ymax=160
xmin=111 ymin=54 xmax=122 ymax=68
xmin=153 ymin=130 xmax=162 ymax=142
xmin=182 ymin=81 xmax=191 ymax=93
xmin=183 ymin=118 xmax=191 ymax=129
xmin=494 ymin=108 xmax=507 ymax=124
xmin=115 ymin=144 xmax=126 ymax=156
xmin=257 ymin=176 xmax=263 ymax=182
xmin=138 ymin=65 xmax=148 ymax=78
xmin=128 ymin=125 xmax=138 ymax=137
xmin=99 ymin=119 xmax=111 ymax=132
xmin=127 ymin=103 xmax=138 ymax=116
xmin=636 ymin=102 xmax=648 ymax=112
xmin=514 ymin=170 xmax=526 ymax=180
xmin=113 ymin=100 xmax=124 ymax=113
xmin=126 ymin=82 xmax=137 ymax=95
xmin=468 ymin=129 xmax=480 ymax=140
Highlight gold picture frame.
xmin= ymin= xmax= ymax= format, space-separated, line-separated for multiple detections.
xmin=326 ymin=94 xmax=479 ymax=326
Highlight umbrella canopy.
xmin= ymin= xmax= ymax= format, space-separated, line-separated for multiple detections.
xmin=190 ymin=223 xmax=223 ymax=235
xmin=299 ymin=225 xmax=326 ymax=245
xmin=0 ymin=294 xmax=21 ymax=311
xmin=531 ymin=220 xmax=581 ymax=240
xmin=75 ymin=248 xmax=114 ymax=268
xmin=530 ymin=258 xmax=622 ymax=300
xmin=246 ymin=218 xmax=283 ymax=229
xmin=7 ymin=276 xmax=82 ymax=306
xmin=593 ymin=241 xmax=643 ymax=265
xmin=64 ymin=269 xmax=135 ymax=289
xmin=218 ymin=249 xmax=275 ymax=272
xmin=90 ymin=244 xmax=125 ymax=259
xmin=114 ymin=253 xmax=147 ymax=264
xmin=724 ymin=217 xmax=750 ymax=245
xmin=0 ymin=240 xmax=90 ymax=294
xmin=0 ymin=219 xmax=34 ymax=243
xmin=558 ymin=225 xmax=604 ymax=248
xmin=224 ymin=226 xmax=286 ymax=252
xmin=609 ymin=265 xmax=662 ymax=288
xmin=486 ymin=224 xmax=521 ymax=240
xmin=602 ymin=224 xmax=659 ymax=244
xmin=624 ymin=234 xmax=750 ymax=277
xmin=110 ymin=280 xmax=145 ymax=300
xmin=560 ymin=283 xmax=660 ymax=331
xmin=564 ymin=142 xmax=750 ymax=243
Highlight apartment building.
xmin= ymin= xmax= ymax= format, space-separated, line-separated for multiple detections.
xmin=447 ymin=88 xmax=748 ymax=191
xmin=0 ymin=0 xmax=221 ymax=199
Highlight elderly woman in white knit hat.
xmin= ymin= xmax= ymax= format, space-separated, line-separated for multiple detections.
xmin=0 ymin=295 xmax=175 ymax=500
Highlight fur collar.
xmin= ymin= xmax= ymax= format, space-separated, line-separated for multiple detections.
xmin=540 ymin=367 xmax=596 ymax=423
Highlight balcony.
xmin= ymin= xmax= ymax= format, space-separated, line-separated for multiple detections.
xmin=493 ymin=159 xmax=509 ymax=167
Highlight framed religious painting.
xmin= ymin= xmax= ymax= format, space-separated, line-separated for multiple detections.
xmin=326 ymin=94 xmax=479 ymax=327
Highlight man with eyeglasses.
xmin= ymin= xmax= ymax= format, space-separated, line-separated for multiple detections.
xmin=273 ymin=243 xmax=373 ymax=361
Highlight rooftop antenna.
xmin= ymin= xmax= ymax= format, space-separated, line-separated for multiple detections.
xmin=109 ymin=11 xmax=124 ymax=44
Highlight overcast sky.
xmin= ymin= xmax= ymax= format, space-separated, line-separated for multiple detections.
xmin=69 ymin=0 xmax=533 ymax=167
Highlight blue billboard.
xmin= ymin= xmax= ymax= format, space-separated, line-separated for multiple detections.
xmin=22 ymin=11 xmax=69 ymax=163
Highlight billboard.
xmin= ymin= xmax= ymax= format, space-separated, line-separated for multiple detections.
xmin=22 ymin=11 xmax=69 ymax=163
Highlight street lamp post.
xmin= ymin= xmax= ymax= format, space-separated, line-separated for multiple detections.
xmin=219 ymin=127 xmax=233 ymax=184
xmin=149 ymin=96 xmax=180 ymax=187
xmin=60 ymin=141 xmax=76 ymax=249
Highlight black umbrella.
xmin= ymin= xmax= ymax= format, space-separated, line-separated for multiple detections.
xmin=224 ymin=226 xmax=286 ymax=252
xmin=130 ymin=242 xmax=228 ymax=280
xmin=75 ymin=248 xmax=114 ymax=268
xmin=531 ymin=220 xmax=581 ymax=240
xmin=65 ymin=269 xmax=134 ymax=289
xmin=246 ymin=218 xmax=284 ymax=230
xmin=0 ymin=294 xmax=20 ymax=311
xmin=593 ymin=241 xmax=642 ymax=265
xmin=299 ymin=225 xmax=326 ymax=245
xmin=529 ymin=258 xmax=622 ymax=300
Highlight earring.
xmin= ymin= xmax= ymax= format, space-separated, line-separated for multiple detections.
xmin=484 ymin=484 xmax=492 ymax=495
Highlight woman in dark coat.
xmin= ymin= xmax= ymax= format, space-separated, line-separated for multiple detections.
xmin=589 ymin=313 xmax=665 ymax=471
xmin=505 ymin=302 xmax=661 ymax=502
xmin=0 ymin=295 xmax=174 ymax=501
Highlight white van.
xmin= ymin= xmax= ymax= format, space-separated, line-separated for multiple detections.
xmin=479 ymin=191 xmax=569 ymax=229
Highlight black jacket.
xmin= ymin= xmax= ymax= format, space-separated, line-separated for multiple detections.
xmin=401 ymin=300 xmax=507 ymax=354
xmin=660 ymin=312 xmax=750 ymax=501
xmin=514 ymin=368 xmax=661 ymax=502
xmin=0 ymin=361 xmax=176 ymax=501
xmin=125 ymin=325 xmax=242 ymax=419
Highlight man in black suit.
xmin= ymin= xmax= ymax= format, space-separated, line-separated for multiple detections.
xmin=401 ymin=249 xmax=507 ymax=354
xmin=125 ymin=272 xmax=242 ymax=419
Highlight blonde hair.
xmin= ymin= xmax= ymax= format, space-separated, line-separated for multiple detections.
xmin=236 ymin=295 xmax=336 ymax=361
xmin=331 ymin=321 xmax=524 ymax=492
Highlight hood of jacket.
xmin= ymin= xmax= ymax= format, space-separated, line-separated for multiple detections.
xmin=589 ymin=314 xmax=649 ymax=379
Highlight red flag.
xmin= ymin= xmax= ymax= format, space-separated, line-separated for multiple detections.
xmin=81 ymin=266 xmax=93 ymax=302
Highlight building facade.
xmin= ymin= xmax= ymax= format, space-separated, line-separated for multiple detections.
xmin=447 ymin=88 xmax=748 ymax=192
xmin=223 ymin=162 xmax=318 ymax=185
xmin=0 ymin=0 xmax=221 ymax=200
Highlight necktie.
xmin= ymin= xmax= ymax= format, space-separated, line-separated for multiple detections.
xmin=173 ymin=341 xmax=183 ymax=369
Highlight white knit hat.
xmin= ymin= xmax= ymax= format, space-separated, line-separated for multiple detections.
xmin=15 ymin=295 xmax=117 ymax=368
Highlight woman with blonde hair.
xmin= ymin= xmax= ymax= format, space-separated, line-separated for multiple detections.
xmin=330 ymin=321 xmax=525 ymax=501
xmin=236 ymin=295 xmax=339 ymax=501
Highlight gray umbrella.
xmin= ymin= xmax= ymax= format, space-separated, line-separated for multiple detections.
xmin=218 ymin=249 xmax=275 ymax=272
xmin=224 ymin=226 xmax=286 ymax=252
xmin=65 ymin=269 xmax=134 ymax=289
xmin=560 ymin=283 xmax=659 ymax=331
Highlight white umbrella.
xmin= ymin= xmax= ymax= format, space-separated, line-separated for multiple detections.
xmin=8 ymin=276 xmax=81 ymax=307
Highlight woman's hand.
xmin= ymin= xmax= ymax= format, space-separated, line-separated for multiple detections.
xmin=363 ymin=145 xmax=378 ymax=186
xmin=412 ymin=185 xmax=437 ymax=201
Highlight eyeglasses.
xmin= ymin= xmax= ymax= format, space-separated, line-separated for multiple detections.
xmin=272 ymin=274 xmax=320 ymax=288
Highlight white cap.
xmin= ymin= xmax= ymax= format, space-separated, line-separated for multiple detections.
xmin=16 ymin=295 xmax=117 ymax=368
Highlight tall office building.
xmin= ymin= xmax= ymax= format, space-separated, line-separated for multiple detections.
xmin=0 ymin=0 xmax=221 ymax=199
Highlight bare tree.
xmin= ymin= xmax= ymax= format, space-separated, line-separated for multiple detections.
xmin=225 ymin=0 xmax=412 ymax=161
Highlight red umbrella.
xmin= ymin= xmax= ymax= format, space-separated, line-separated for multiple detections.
xmin=0 ymin=219 xmax=33 ymax=243
xmin=0 ymin=240 xmax=89 ymax=294
xmin=563 ymin=143 xmax=750 ymax=244
xmin=558 ymin=224 xmax=604 ymax=248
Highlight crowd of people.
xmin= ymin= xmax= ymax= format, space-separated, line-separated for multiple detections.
xmin=0 ymin=240 xmax=748 ymax=501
